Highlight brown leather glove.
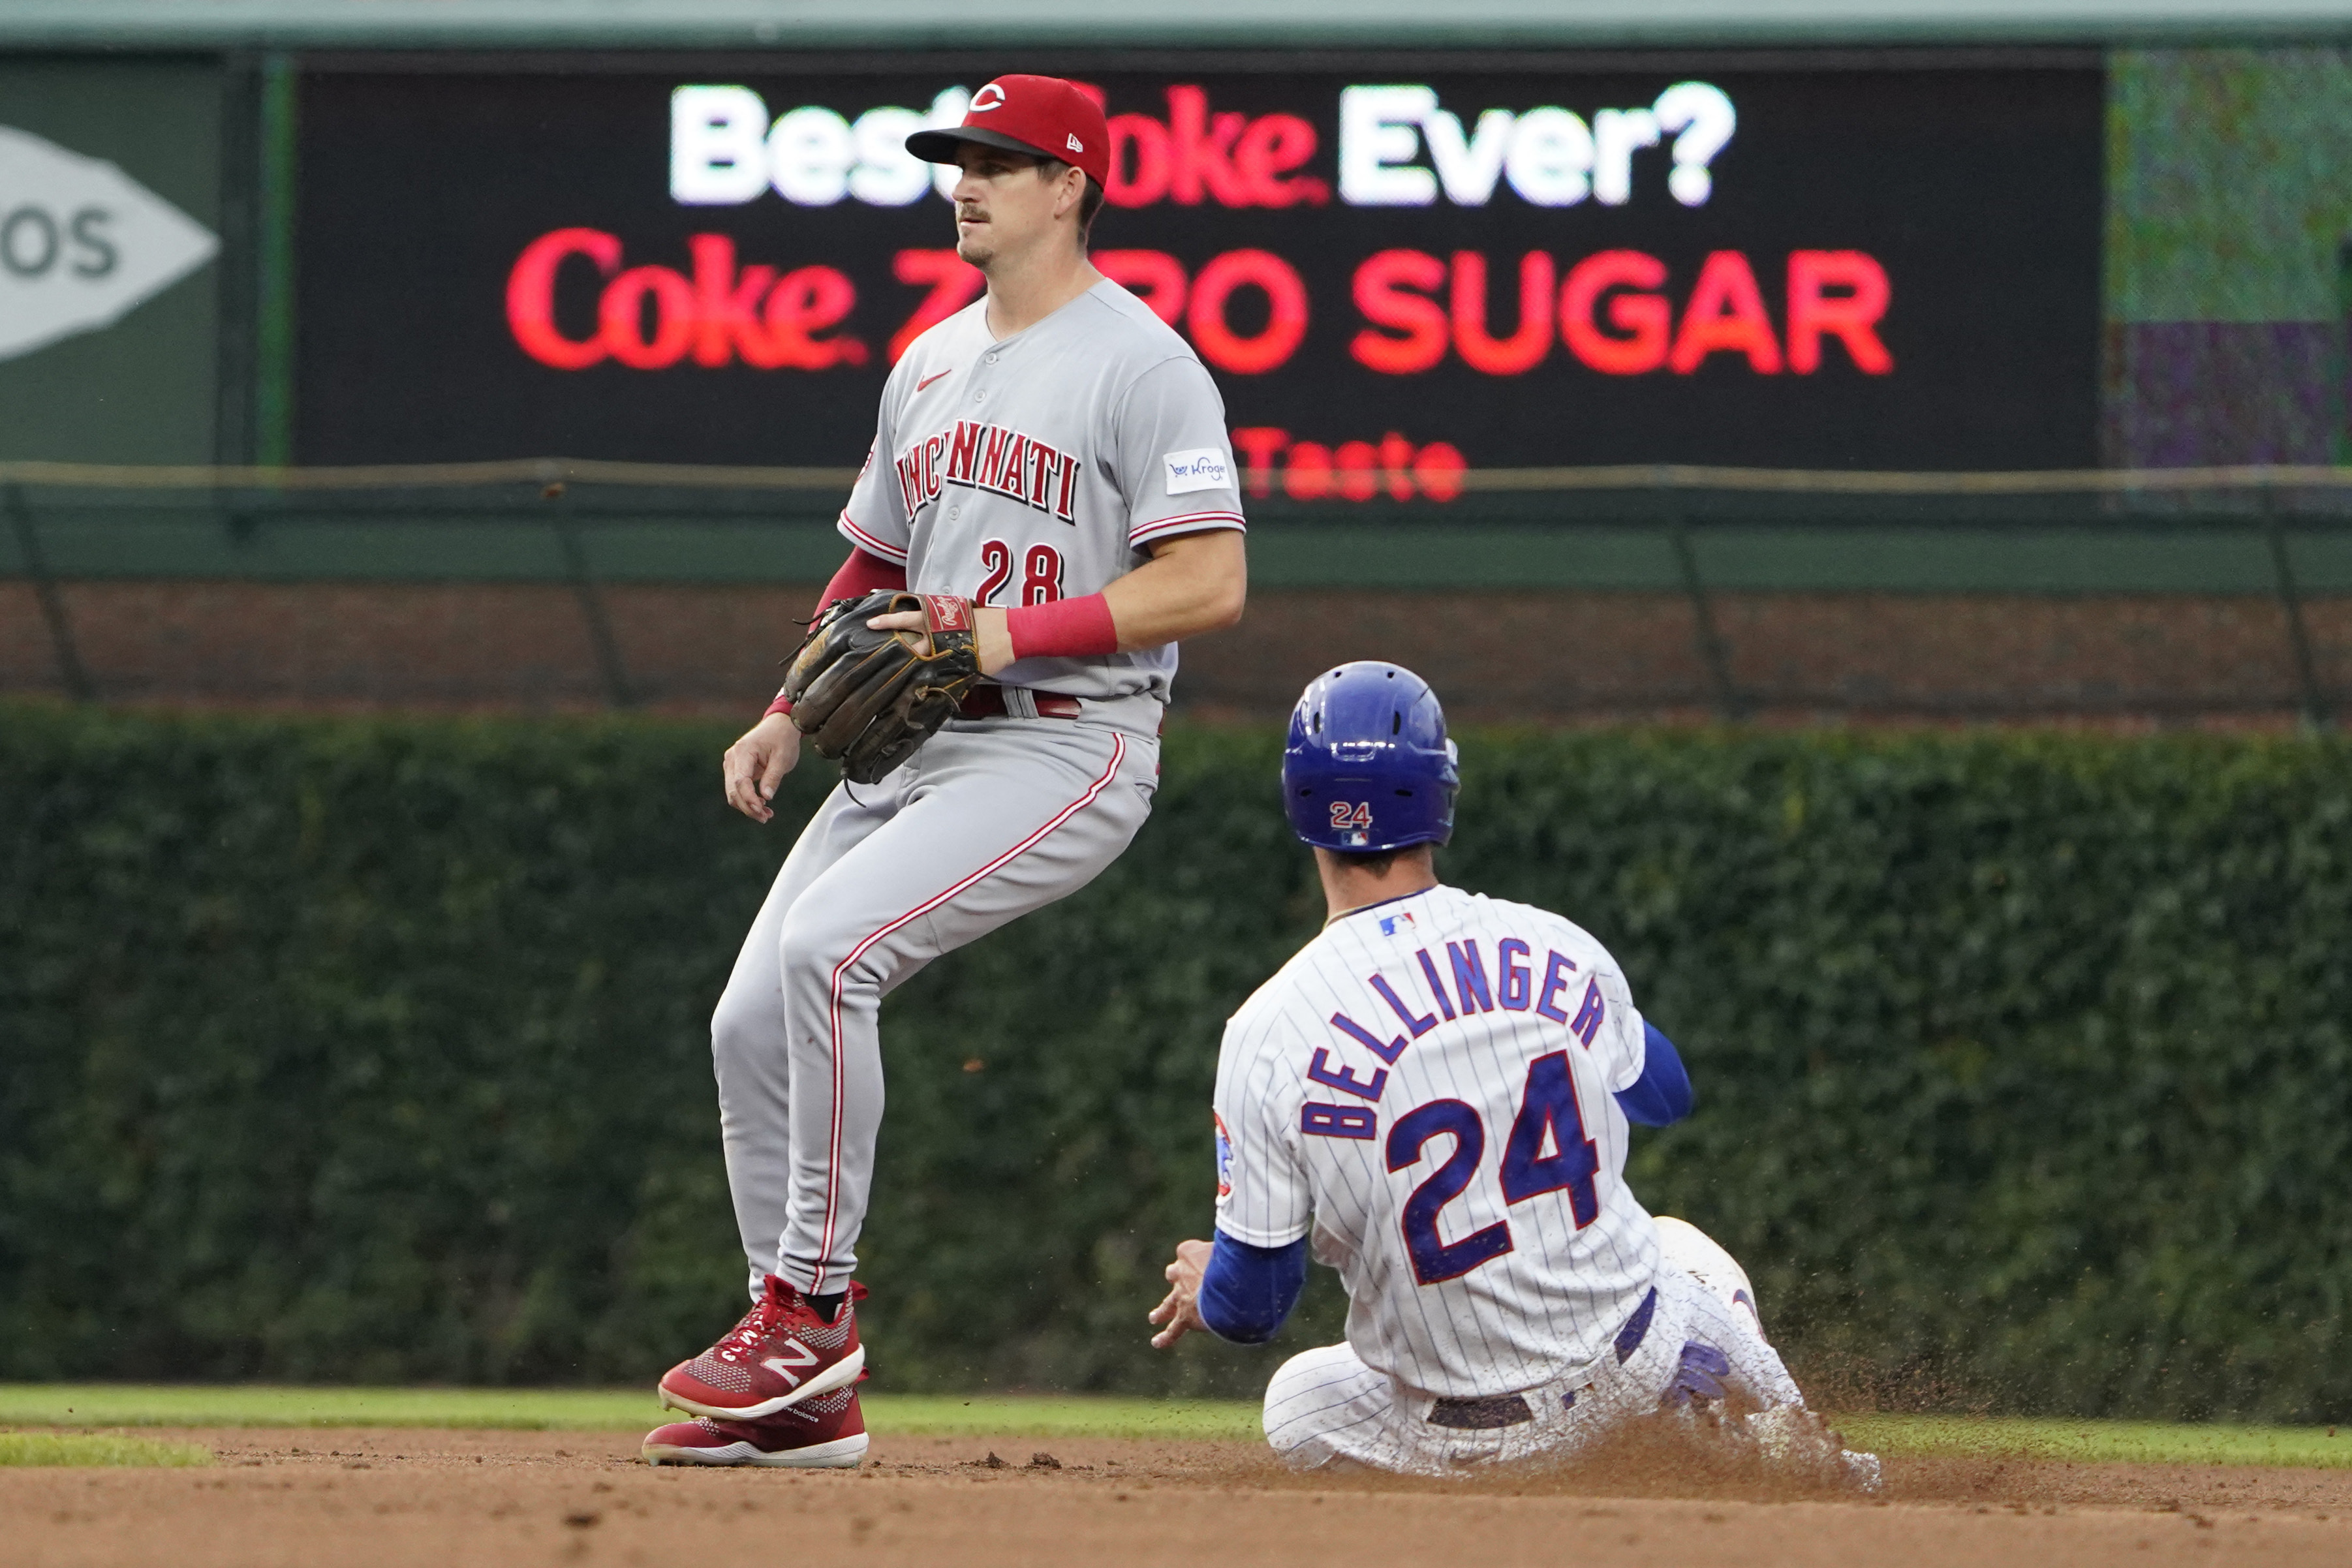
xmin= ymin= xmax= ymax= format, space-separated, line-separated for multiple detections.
xmin=781 ymin=591 xmax=982 ymax=784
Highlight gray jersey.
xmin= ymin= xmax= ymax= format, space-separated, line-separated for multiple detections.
xmin=837 ymin=279 xmax=1247 ymax=704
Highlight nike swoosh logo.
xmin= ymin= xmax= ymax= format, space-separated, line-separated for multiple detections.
xmin=916 ymin=369 xmax=953 ymax=392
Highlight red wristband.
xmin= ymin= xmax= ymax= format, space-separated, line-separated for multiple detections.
xmin=1006 ymin=593 xmax=1119 ymax=660
xmin=764 ymin=687 xmax=794 ymax=718
xmin=815 ymin=546 xmax=906 ymax=618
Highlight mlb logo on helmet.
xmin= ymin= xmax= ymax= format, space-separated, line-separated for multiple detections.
xmin=903 ymin=74 xmax=1111 ymax=189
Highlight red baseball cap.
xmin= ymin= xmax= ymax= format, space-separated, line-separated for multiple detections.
xmin=905 ymin=74 xmax=1109 ymax=189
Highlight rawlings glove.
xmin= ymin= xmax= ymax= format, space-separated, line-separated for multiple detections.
xmin=781 ymin=591 xmax=982 ymax=784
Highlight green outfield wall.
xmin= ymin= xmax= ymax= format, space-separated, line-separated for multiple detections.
xmin=2 ymin=706 xmax=2345 ymax=1420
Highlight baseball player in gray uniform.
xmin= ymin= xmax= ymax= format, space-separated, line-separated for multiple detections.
xmin=644 ymin=74 xmax=1249 ymax=1468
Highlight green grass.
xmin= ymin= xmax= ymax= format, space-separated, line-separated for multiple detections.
xmin=1838 ymin=1416 xmax=2351 ymax=1469
xmin=0 ymin=1385 xmax=1258 ymax=1439
xmin=0 ymin=1432 xmax=211 ymax=1468
xmin=0 ymin=1388 xmax=2343 ymax=1468
xmin=0 ymin=1385 xmax=668 ymax=1431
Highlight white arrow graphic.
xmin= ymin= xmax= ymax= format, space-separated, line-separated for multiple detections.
xmin=0 ymin=125 xmax=219 ymax=363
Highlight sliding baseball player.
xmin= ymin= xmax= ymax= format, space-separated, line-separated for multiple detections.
xmin=1149 ymin=662 xmax=1876 ymax=1486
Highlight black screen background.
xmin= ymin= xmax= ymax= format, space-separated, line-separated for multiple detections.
xmin=294 ymin=55 xmax=2102 ymax=470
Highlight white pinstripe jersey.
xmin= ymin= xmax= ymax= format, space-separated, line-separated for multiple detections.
xmin=1213 ymin=884 xmax=1662 ymax=1399
xmin=837 ymin=279 xmax=1247 ymax=705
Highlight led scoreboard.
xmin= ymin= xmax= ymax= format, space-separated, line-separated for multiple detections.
xmin=296 ymin=59 xmax=2101 ymax=487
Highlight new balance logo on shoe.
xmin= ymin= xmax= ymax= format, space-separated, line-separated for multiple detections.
xmin=760 ymin=1340 xmax=820 ymax=1387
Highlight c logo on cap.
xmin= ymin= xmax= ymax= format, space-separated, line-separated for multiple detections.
xmin=971 ymin=82 xmax=1007 ymax=112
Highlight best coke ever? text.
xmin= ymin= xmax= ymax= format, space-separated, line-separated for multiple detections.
xmin=668 ymin=80 xmax=1739 ymax=213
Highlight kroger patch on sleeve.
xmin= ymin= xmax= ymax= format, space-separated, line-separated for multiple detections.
xmin=1164 ymin=448 xmax=1232 ymax=495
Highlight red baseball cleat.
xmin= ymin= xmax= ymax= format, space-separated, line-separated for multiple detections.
xmin=642 ymin=1384 xmax=867 ymax=1468
xmin=657 ymin=1275 xmax=866 ymax=1421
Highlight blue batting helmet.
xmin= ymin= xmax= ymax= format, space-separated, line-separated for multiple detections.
xmin=1282 ymin=662 xmax=1459 ymax=852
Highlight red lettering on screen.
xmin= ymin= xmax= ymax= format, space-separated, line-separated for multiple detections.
xmin=1288 ymin=439 xmax=1335 ymax=495
xmin=690 ymin=235 xmax=778 ymax=367
xmin=1669 ymin=251 xmax=1782 ymax=374
xmin=1104 ymin=86 xmax=1329 ymax=209
xmin=1560 ymin=250 xmax=1671 ymax=375
xmin=1451 ymin=251 xmax=1554 ymax=376
xmin=1166 ymin=85 xmax=1250 ymax=207
xmin=1231 ymin=426 xmax=1291 ymax=493
xmin=1233 ymin=114 xmax=1325 ymax=208
xmin=1107 ymin=115 xmax=1171 ymax=208
xmin=599 ymin=265 xmax=697 ymax=368
xmin=1786 ymin=250 xmax=1894 ymax=373
xmin=508 ymin=228 xmax=867 ymax=371
xmin=510 ymin=232 xmax=1891 ymax=386
xmin=764 ymin=266 xmax=867 ymax=368
xmin=1416 ymin=439 xmax=1467 ymax=500
xmin=1378 ymin=431 xmax=1422 ymax=499
xmin=506 ymin=228 xmax=620 ymax=369
xmin=1230 ymin=427 xmax=1466 ymax=502
xmin=1187 ymin=250 xmax=1309 ymax=375
xmin=1348 ymin=247 xmax=1891 ymax=378
xmin=1094 ymin=249 xmax=1188 ymax=325
xmin=1096 ymin=248 xmax=1308 ymax=371
xmin=889 ymin=249 xmax=986 ymax=364
xmin=1350 ymin=249 xmax=1448 ymax=375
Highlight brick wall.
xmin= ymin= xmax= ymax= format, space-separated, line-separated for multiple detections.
xmin=3 ymin=579 xmax=2342 ymax=727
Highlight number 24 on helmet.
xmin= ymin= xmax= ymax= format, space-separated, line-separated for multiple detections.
xmin=1282 ymin=661 xmax=1459 ymax=853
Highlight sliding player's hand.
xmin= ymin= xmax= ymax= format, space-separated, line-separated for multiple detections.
xmin=1147 ymin=1238 xmax=1215 ymax=1349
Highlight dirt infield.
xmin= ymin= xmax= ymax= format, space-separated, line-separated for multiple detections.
xmin=5 ymin=1426 xmax=2349 ymax=1567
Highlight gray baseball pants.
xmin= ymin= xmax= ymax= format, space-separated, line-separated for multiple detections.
xmin=711 ymin=714 xmax=1158 ymax=1300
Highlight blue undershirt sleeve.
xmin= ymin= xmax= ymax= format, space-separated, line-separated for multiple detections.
xmin=1615 ymin=1022 xmax=1696 ymax=1127
xmin=1196 ymin=1228 xmax=1308 ymax=1345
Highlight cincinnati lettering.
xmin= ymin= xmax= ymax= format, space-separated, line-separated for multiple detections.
xmin=895 ymin=419 xmax=1081 ymax=523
